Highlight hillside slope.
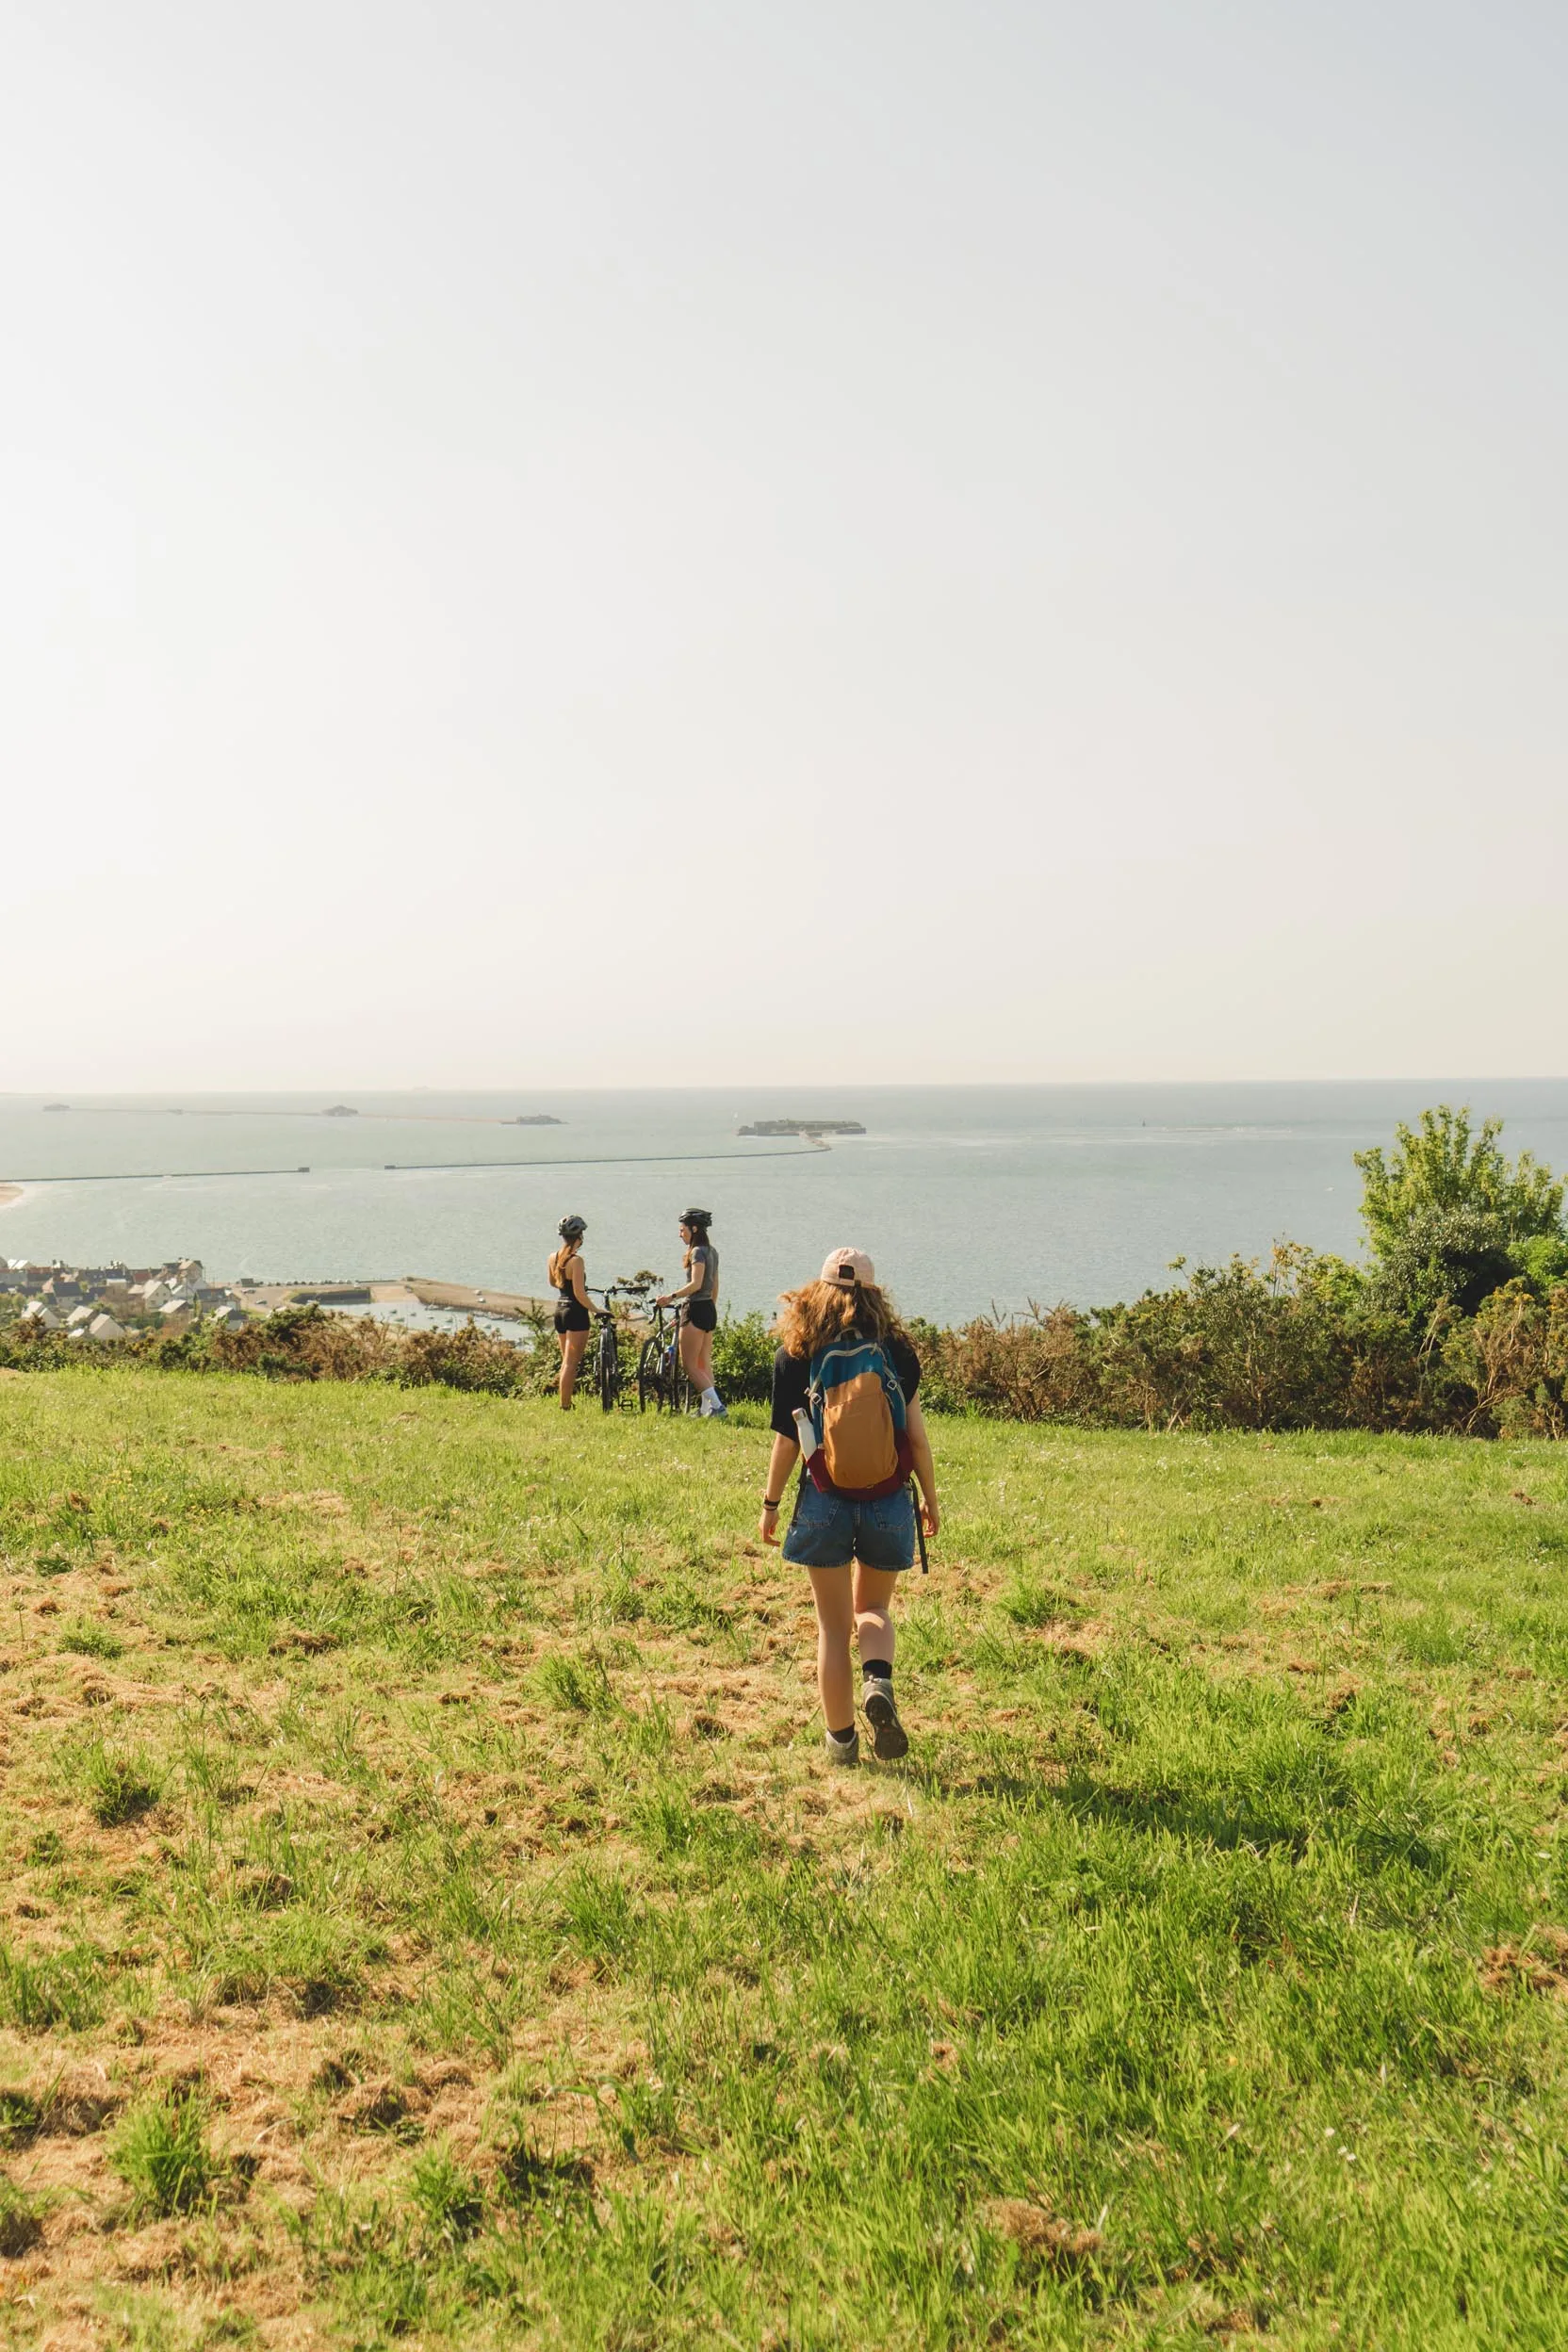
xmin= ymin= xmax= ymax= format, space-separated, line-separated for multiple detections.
xmin=1 ymin=1373 xmax=1566 ymax=2348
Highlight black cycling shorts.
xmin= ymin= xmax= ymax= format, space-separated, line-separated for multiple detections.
xmin=553 ymin=1301 xmax=591 ymax=1335
xmin=686 ymin=1298 xmax=717 ymax=1333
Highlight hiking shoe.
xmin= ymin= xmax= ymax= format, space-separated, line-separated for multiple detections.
xmin=824 ymin=1727 xmax=859 ymax=1768
xmin=862 ymin=1677 xmax=908 ymax=1761
xmin=700 ymin=1395 xmax=727 ymax=1419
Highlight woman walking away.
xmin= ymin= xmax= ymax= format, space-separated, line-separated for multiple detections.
xmin=759 ymin=1248 xmax=939 ymax=1765
xmin=547 ymin=1215 xmax=593 ymax=1410
xmin=657 ymin=1209 xmax=727 ymax=1418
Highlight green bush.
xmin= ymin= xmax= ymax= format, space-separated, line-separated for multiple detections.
xmin=1356 ymin=1104 xmax=1566 ymax=1320
xmin=1356 ymin=1102 xmax=1563 ymax=1247
xmin=711 ymin=1310 xmax=775 ymax=1402
xmin=920 ymin=1246 xmax=1568 ymax=1437
xmin=1368 ymin=1204 xmax=1519 ymax=1320
xmin=1513 ymin=1231 xmax=1568 ymax=1293
xmin=1440 ymin=1279 xmax=1568 ymax=1439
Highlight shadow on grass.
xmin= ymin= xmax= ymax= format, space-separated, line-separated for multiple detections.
xmin=1058 ymin=1771 xmax=1446 ymax=1873
xmin=902 ymin=1756 xmax=1447 ymax=1875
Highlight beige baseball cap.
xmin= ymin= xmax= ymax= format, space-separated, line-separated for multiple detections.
xmin=820 ymin=1246 xmax=875 ymax=1288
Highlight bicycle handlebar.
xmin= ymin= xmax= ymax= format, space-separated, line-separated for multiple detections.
xmin=586 ymin=1282 xmax=658 ymax=1313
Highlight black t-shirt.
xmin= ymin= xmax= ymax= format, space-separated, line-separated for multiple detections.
xmin=770 ymin=1331 xmax=922 ymax=1441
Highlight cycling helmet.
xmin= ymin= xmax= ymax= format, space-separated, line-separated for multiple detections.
xmin=558 ymin=1214 xmax=586 ymax=1240
xmin=679 ymin=1207 xmax=712 ymax=1229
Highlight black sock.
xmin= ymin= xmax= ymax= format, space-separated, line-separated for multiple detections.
xmin=861 ymin=1658 xmax=892 ymax=1683
xmin=828 ymin=1723 xmax=856 ymax=1743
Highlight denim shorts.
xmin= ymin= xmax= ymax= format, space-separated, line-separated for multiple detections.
xmin=781 ymin=1479 xmax=916 ymax=1572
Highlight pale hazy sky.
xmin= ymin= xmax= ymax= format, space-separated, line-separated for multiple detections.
xmin=5 ymin=1 xmax=1564 ymax=1089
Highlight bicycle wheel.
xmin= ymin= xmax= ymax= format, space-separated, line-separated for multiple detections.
xmin=637 ymin=1336 xmax=663 ymax=1413
xmin=597 ymin=1331 xmax=619 ymax=1413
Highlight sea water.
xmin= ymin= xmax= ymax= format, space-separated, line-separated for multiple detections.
xmin=3 ymin=1083 xmax=1565 ymax=1326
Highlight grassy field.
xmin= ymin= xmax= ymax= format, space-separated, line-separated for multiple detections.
xmin=2 ymin=1370 xmax=1567 ymax=2351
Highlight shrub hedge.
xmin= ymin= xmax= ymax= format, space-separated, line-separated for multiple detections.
xmin=3 ymin=1260 xmax=1564 ymax=1437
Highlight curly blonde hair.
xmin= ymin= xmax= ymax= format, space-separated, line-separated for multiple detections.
xmin=774 ymin=1279 xmax=903 ymax=1361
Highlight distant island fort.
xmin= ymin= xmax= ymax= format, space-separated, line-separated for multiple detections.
xmin=736 ymin=1119 xmax=865 ymax=1138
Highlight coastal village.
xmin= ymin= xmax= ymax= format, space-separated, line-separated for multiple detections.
xmin=0 ymin=1257 xmax=247 ymax=1343
xmin=1 ymin=1258 xmax=545 ymax=1335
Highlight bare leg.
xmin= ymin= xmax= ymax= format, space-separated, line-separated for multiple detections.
xmin=678 ymin=1321 xmax=712 ymax=1395
xmin=558 ymin=1328 xmax=588 ymax=1409
xmin=806 ymin=1567 xmax=855 ymax=1732
xmin=852 ymin=1564 xmax=899 ymax=1669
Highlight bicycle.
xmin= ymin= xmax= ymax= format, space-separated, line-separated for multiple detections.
xmin=586 ymin=1284 xmax=639 ymax=1413
xmin=636 ymin=1295 xmax=696 ymax=1415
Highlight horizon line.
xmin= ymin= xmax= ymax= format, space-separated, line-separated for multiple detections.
xmin=2 ymin=1074 xmax=1566 ymax=1102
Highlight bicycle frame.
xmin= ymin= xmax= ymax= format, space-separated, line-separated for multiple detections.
xmin=586 ymin=1286 xmax=631 ymax=1413
xmin=636 ymin=1295 xmax=694 ymax=1414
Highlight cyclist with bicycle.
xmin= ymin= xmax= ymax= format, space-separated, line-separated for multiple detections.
xmin=547 ymin=1215 xmax=594 ymax=1410
xmin=656 ymin=1209 xmax=727 ymax=1418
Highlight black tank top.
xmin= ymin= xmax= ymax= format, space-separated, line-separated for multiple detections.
xmin=555 ymin=1250 xmax=580 ymax=1304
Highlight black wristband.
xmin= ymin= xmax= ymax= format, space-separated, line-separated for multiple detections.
xmin=761 ymin=1496 xmax=782 ymax=1510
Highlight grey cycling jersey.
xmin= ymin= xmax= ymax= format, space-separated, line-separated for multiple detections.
xmin=689 ymin=1244 xmax=719 ymax=1302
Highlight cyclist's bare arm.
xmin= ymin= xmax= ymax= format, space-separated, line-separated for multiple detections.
xmin=657 ymin=1260 xmax=700 ymax=1308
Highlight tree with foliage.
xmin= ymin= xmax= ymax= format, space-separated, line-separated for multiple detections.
xmin=1355 ymin=1105 xmax=1562 ymax=1250
xmin=1354 ymin=1106 xmax=1567 ymax=1320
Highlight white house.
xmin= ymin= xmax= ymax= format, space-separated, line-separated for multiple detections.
xmin=140 ymin=1281 xmax=172 ymax=1309
xmin=21 ymin=1301 xmax=60 ymax=1331
xmin=66 ymin=1304 xmax=95 ymax=1329
xmin=88 ymin=1312 xmax=125 ymax=1342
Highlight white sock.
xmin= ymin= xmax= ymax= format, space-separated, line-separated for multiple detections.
xmin=702 ymin=1385 xmax=722 ymax=1410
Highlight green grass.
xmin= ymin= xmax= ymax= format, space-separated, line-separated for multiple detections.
xmin=0 ymin=1370 xmax=1566 ymax=2345
xmin=110 ymin=2083 xmax=221 ymax=2218
xmin=74 ymin=1737 xmax=166 ymax=1827
xmin=0 ymin=2170 xmax=44 ymax=2258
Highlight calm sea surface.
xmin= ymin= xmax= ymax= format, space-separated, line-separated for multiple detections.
xmin=3 ymin=1084 xmax=1565 ymax=1326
